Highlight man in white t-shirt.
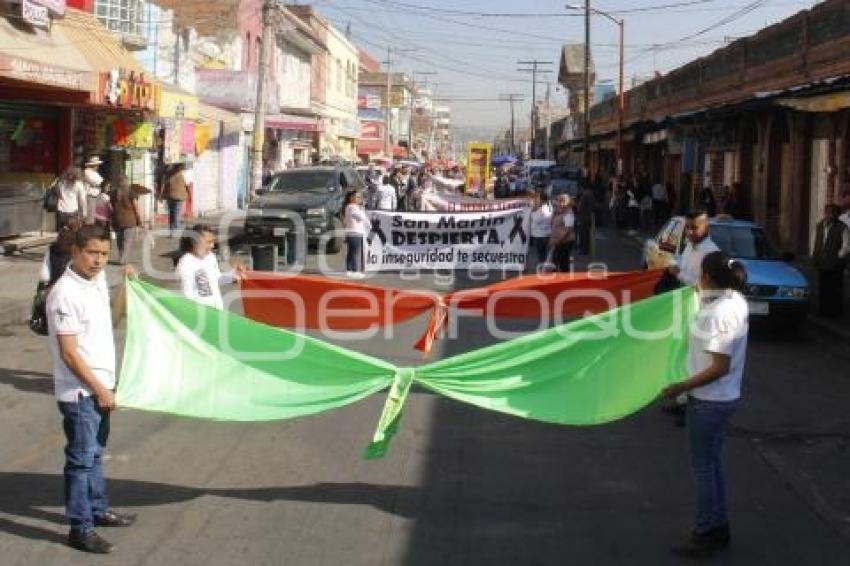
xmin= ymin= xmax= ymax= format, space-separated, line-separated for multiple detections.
xmin=175 ymin=225 xmax=245 ymax=310
xmin=671 ymin=210 xmax=721 ymax=286
xmin=46 ymin=225 xmax=138 ymax=554
xmin=375 ymin=176 xmax=398 ymax=211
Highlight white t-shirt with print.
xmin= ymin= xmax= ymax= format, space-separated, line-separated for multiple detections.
xmin=176 ymin=252 xmax=235 ymax=310
xmin=530 ymin=203 xmax=553 ymax=238
xmin=678 ymin=236 xmax=720 ymax=286
xmin=47 ymin=268 xmax=115 ymax=402
xmin=687 ymin=290 xmax=749 ymax=402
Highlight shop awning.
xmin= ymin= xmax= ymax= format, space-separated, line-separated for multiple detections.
xmin=56 ymin=9 xmax=143 ymax=73
xmin=776 ymin=91 xmax=850 ymax=113
xmin=0 ymin=13 xmax=91 ymax=91
xmin=266 ymin=114 xmax=321 ymax=132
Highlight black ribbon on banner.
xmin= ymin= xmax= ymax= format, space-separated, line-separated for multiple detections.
xmin=508 ymin=214 xmax=527 ymax=244
xmin=368 ymin=217 xmax=387 ymax=246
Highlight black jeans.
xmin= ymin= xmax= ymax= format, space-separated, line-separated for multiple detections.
xmin=530 ymin=236 xmax=550 ymax=264
xmin=345 ymin=234 xmax=363 ymax=272
xmin=552 ymin=240 xmax=574 ymax=273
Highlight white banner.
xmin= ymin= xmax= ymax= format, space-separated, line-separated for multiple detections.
xmin=365 ymin=209 xmax=531 ymax=271
xmin=419 ymin=191 xmax=530 ymax=212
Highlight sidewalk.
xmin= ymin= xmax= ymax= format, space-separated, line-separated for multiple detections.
xmin=0 ymin=229 xmax=180 ymax=328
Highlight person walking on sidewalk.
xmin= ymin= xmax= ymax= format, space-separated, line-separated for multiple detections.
xmin=82 ymin=156 xmax=105 ymax=225
xmin=662 ymin=251 xmax=749 ymax=558
xmin=162 ymin=164 xmax=190 ymax=237
xmin=46 ymin=225 xmax=138 ymax=554
xmin=175 ymin=224 xmax=246 ymax=310
xmin=343 ymin=191 xmax=371 ymax=278
xmin=56 ymin=167 xmax=87 ymax=230
xmin=812 ymin=203 xmax=850 ymax=318
xmin=111 ymin=177 xmax=142 ymax=265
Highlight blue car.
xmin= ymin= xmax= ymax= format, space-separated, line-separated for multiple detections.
xmin=644 ymin=216 xmax=810 ymax=325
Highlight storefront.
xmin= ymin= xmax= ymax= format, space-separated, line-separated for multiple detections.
xmin=264 ymin=114 xmax=321 ymax=168
xmin=0 ymin=2 xmax=92 ymax=235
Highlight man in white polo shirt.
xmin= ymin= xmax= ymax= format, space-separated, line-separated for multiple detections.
xmin=46 ymin=224 xmax=137 ymax=554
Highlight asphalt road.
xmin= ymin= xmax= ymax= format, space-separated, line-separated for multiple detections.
xmin=0 ymin=228 xmax=848 ymax=565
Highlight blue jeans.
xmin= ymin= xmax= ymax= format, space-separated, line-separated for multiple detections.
xmin=58 ymin=394 xmax=110 ymax=532
xmin=346 ymin=235 xmax=363 ymax=272
xmin=167 ymin=198 xmax=184 ymax=233
xmin=687 ymin=397 xmax=737 ymax=534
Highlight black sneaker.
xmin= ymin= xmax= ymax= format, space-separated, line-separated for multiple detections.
xmin=702 ymin=523 xmax=730 ymax=548
xmin=68 ymin=529 xmax=114 ymax=554
xmin=94 ymin=509 xmax=137 ymax=527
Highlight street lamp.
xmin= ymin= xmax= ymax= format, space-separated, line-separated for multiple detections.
xmin=566 ymin=3 xmax=624 ymax=179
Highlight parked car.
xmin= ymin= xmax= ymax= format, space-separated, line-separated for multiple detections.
xmin=644 ymin=216 xmax=810 ymax=325
xmin=240 ymin=165 xmax=365 ymax=255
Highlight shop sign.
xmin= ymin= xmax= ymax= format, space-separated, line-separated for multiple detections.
xmin=21 ymin=0 xmax=50 ymax=28
xmin=28 ymin=0 xmax=65 ymax=15
xmin=100 ymin=70 xmax=159 ymax=112
xmin=360 ymin=120 xmax=382 ymax=140
xmin=158 ymin=90 xmax=199 ymax=120
xmin=338 ymin=118 xmax=360 ymax=139
xmin=0 ymin=54 xmax=88 ymax=91
xmin=196 ymin=69 xmax=279 ymax=113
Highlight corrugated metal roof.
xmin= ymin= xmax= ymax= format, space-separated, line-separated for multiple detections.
xmin=56 ymin=8 xmax=142 ymax=73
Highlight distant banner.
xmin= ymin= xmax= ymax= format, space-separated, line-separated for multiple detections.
xmin=429 ymin=174 xmax=464 ymax=192
xmin=419 ymin=191 xmax=530 ymax=212
xmin=365 ymin=209 xmax=531 ymax=271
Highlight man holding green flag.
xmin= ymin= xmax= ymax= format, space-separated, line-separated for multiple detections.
xmin=47 ymin=225 xmax=139 ymax=554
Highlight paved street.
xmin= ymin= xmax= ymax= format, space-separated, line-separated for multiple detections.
xmin=1 ymin=228 xmax=849 ymax=565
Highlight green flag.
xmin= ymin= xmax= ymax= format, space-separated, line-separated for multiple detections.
xmin=117 ymin=280 xmax=396 ymax=421
xmin=117 ymin=280 xmax=696 ymax=456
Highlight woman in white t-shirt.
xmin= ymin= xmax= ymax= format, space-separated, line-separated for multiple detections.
xmin=528 ymin=191 xmax=553 ymax=267
xmin=662 ymin=251 xmax=749 ymax=558
xmin=174 ymin=224 xmax=246 ymax=310
xmin=343 ymin=191 xmax=371 ymax=278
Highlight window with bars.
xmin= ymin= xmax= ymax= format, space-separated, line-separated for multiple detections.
xmin=94 ymin=0 xmax=145 ymax=38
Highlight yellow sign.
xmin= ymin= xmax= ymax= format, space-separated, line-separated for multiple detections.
xmin=465 ymin=142 xmax=492 ymax=195
xmin=777 ymin=92 xmax=850 ymax=113
xmin=158 ymin=89 xmax=199 ymax=120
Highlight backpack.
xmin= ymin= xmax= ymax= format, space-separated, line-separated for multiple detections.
xmin=43 ymin=181 xmax=60 ymax=213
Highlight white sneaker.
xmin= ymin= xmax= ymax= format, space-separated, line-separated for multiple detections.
xmin=345 ymin=271 xmax=355 ymax=278
xmin=351 ymin=272 xmax=365 ymax=279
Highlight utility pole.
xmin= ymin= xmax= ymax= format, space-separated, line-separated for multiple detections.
xmin=250 ymin=0 xmax=274 ymax=201
xmin=517 ymin=60 xmax=552 ymax=159
xmin=409 ymin=71 xmax=437 ymax=157
xmin=545 ymin=83 xmax=552 ymax=161
xmin=583 ymin=0 xmax=591 ymax=177
xmin=500 ymin=94 xmax=524 ymax=155
xmin=384 ymin=47 xmax=393 ymax=158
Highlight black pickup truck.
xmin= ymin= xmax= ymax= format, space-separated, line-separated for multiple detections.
xmin=239 ymin=165 xmax=365 ymax=254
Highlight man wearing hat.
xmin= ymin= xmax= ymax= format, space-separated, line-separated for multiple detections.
xmin=549 ymin=193 xmax=576 ymax=272
xmin=83 ymin=156 xmax=105 ymax=225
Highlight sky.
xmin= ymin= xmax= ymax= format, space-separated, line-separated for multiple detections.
xmin=308 ymin=0 xmax=824 ymax=140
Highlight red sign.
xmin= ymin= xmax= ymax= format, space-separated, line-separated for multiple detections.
xmin=98 ymin=70 xmax=159 ymax=111
xmin=360 ymin=120 xmax=382 ymax=140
